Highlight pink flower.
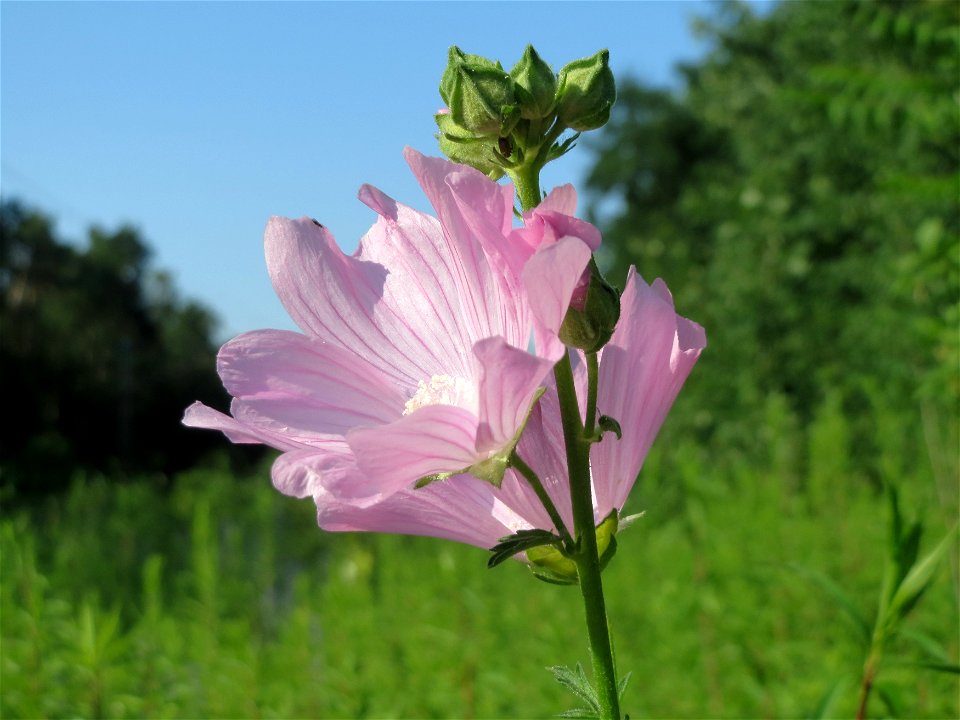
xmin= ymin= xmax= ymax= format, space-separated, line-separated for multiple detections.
xmin=184 ymin=148 xmax=595 ymax=507
xmin=311 ymin=269 xmax=705 ymax=553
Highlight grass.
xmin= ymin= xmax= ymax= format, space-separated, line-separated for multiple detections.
xmin=2 ymin=398 xmax=957 ymax=719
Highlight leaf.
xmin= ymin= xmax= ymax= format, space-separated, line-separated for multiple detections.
xmin=549 ymin=663 xmax=601 ymax=716
xmin=783 ymin=563 xmax=871 ymax=644
xmin=557 ymin=708 xmax=598 ymax=719
xmin=488 ymin=528 xmax=562 ymax=569
xmin=900 ymin=627 xmax=953 ymax=664
xmin=888 ymin=523 xmax=958 ymax=620
xmin=617 ymin=671 xmax=632 ymax=701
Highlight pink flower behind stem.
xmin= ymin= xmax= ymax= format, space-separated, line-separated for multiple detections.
xmin=315 ymin=269 xmax=705 ymax=553
xmin=184 ymin=148 xmax=594 ymax=508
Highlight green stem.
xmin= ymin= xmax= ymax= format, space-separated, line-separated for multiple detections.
xmin=856 ymin=650 xmax=880 ymax=720
xmin=554 ymin=354 xmax=621 ymax=720
xmin=584 ymin=352 xmax=599 ymax=437
xmin=511 ymin=450 xmax=574 ymax=549
xmin=511 ymin=162 xmax=543 ymax=212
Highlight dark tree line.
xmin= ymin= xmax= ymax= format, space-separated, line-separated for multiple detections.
xmin=0 ymin=200 xmax=257 ymax=496
xmin=584 ymin=0 xmax=958 ymax=473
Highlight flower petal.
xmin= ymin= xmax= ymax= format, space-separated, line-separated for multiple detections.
xmin=271 ymin=443 xmax=361 ymax=499
xmin=315 ymin=474 xmax=532 ymax=549
xmin=182 ymin=401 xmax=277 ymax=446
xmin=521 ymin=235 xmax=593 ymax=360
xmin=403 ymin=148 xmax=526 ymax=347
xmin=473 ymin=336 xmax=554 ymax=454
xmin=538 ymin=184 xmax=577 ymax=216
xmin=217 ymin=329 xmax=405 ymax=437
xmin=265 ymin=212 xmax=473 ymax=386
xmin=591 ymin=269 xmax=706 ymax=513
xmin=344 ymin=404 xmax=479 ymax=505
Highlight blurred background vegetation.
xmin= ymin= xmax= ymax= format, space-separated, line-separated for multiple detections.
xmin=2 ymin=1 xmax=957 ymax=717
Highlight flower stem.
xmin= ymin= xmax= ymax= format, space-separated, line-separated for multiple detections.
xmin=554 ymin=353 xmax=621 ymax=720
xmin=511 ymin=450 xmax=574 ymax=548
xmin=511 ymin=162 xmax=543 ymax=213
xmin=584 ymin=352 xmax=599 ymax=437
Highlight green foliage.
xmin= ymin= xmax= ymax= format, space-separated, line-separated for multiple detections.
xmin=584 ymin=0 xmax=959 ymax=473
xmin=2 ymin=395 xmax=956 ymax=719
xmin=0 ymin=201 xmax=248 ymax=494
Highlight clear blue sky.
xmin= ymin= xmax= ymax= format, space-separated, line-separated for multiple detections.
xmin=2 ymin=1 xmax=761 ymax=339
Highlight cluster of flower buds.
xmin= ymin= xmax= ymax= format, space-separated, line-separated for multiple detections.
xmin=437 ymin=45 xmax=616 ymax=181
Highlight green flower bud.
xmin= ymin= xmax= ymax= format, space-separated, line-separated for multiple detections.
xmin=440 ymin=46 xmax=518 ymax=137
xmin=509 ymin=45 xmax=557 ymax=120
xmin=555 ymin=49 xmax=616 ymax=131
xmin=435 ymin=111 xmax=506 ymax=179
xmin=527 ymin=512 xmax=619 ymax=585
xmin=558 ymin=258 xmax=621 ymax=353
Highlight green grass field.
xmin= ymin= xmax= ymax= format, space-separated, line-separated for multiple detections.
xmin=2 ymin=400 xmax=957 ymax=719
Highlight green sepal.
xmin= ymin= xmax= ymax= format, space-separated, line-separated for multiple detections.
xmin=548 ymin=132 xmax=581 ymax=162
xmin=414 ymin=470 xmax=455 ymax=490
xmin=488 ymin=528 xmax=562 ymax=569
xmin=435 ymin=111 xmax=507 ymax=179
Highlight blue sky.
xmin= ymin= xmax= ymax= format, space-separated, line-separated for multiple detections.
xmin=2 ymin=1 xmax=754 ymax=339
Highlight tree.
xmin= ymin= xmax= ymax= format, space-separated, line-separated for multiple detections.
xmin=0 ymin=200 xmax=248 ymax=494
xmin=585 ymin=0 xmax=959 ymax=469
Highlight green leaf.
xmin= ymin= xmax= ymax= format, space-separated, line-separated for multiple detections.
xmin=888 ymin=523 xmax=958 ymax=620
xmin=617 ymin=671 xmax=632 ymax=700
xmin=549 ymin=663 xmax=601 ymax=716
xmin=557 ymin=708 xmax=598 ymax=719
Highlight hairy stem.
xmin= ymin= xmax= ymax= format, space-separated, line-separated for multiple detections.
xmin=554 ymin=353 xmax=620 ymax=720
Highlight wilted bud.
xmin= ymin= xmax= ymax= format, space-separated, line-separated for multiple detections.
xmin=435 ymin=110 xmax=506 ymax=179
xmin=509 ymin=45 xmax=557 ymax=120
xmin=555 ymin=49 xmax=616 ymax=131
xmin=440 ymin=46 xmax=519 ymax=137
xmin=558 ymin=258 xmax=621 ymax=353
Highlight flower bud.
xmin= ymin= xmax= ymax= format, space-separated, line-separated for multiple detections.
xmin=555 ymin=49 xmax=616 ymax=132
xmin=440 ymin=46 xmax=519 ymax=137
xmin=509 ymin=45 xmax=557 ymax=120
xmin=435 ymin=110 xmax=506 ymax=179
xmin=558 ymin=258 xmax=621 ymax=353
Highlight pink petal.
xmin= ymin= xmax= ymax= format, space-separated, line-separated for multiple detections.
xmin=271 ymin=443 xmax=362 ymax=499
xmin=521 ymin=235 xmax=593 ymax=360
xmin=499 ymin=399 xmax=575 ymax=533
xmin=182 ymin=401 xmax=273 ymax=446
xmin=344 ymin=404 xmax=479 ymax=506
xmin=537 ymin=184 xmax=578 ymax=216
xmin=217 ymin=329 xmax=405 ymax=437
xmin=473 ymin=336 xmax=555 ymax=454
xmin=315 ymin=474 xmax=532 ymax=549
xmin=265 ymin=208 xmax=478 ymax=386
xmin=403 ymin=148 xmax=526 ymax=348
xmin=591 ymin=269 xmax=706 ymax=513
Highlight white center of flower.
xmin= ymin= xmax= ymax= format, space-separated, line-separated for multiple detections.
xmin=403 ymin=374 xmax=477 ymax=416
